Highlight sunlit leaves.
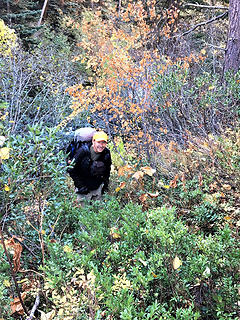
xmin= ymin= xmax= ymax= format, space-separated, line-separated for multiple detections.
xmin=173 ymin=256 xmax=182 ymax=270
xmin=0 ymin=19 xmax=18 ymax=56
xmin=4 ymin=185 xmax=10 ymax=192
xmin=3 ymin=279 xmax=11 ymax=287
xmin=112 ymin=273 xmax=132 ymax=293
xmin=0 ymin=147 xmax=10 ymax=160
xmin=0 ymin=136 xmax=6 ymax=146
xmin=63 ymin=245 xmax=72 ymax=253
xmin=39 ymin=310 xmax=56 ymax=320
xmin=109 ymin=227 xmax=121 ymax=240
xmin=202 ymin=266 xmax=211 ymax=278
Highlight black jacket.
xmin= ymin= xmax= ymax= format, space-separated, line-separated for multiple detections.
xmin=67 ymin=141 xmax=111 ymax=193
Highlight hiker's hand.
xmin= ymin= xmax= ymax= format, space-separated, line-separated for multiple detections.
xmin=76 ymin=186 xmax=89 ymax=194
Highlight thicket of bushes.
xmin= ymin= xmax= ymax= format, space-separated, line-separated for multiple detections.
xmin=0 ymin=9 xmax=239 ymax=320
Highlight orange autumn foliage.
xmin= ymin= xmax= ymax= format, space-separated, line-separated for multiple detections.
xmin=61 ymin=1 xmax=205 ymax=160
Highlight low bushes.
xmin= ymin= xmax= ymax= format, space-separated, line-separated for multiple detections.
xmin=33 ymin=200 xmax=240 ymax=319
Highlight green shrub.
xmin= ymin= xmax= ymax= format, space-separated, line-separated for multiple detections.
xmin=40 ymin=199 xmax=239 ymax=319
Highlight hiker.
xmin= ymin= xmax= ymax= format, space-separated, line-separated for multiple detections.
xmin=67 ymin=130 xmax=111 ymax=204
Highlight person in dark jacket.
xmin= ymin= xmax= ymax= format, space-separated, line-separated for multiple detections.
xmin=68 ymin=131 xmax=111 ymax=204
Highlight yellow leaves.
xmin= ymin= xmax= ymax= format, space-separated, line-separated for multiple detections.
xmin=208 ymin=85 xmax=215 ymax=90
xmin=116 ymin=164 xmax=157 ymax=203
xmin=3 ymin=279 xmax=11 ymax=287
xmin=115 ymin=181 xmax=126 ymax=192
xmin=0 ymin=147 xmax=10 ymax=160
xmin=0 ymin=19 xmax=18 ymax=56
xmin=63 ymin=245 xmax=72 ymax=253
xmin=109 ymin=227 xmax=121 ymax=240
xmin=163 ymin=185 xmax=170 ymax=189
xmin=223 ymin=216 xmax=232 ymax=221
xmin=173 ymin=256 xmax=182 ymax=270
xmin=201 ymin=49 xmax=206 ymax=55
xmin=112 ymin=273 xmax=132 ymax=292
xmin=4 ymin=185 xmax=10 ymax=192
xmin=158 ymin=180 xmax=170 ymax=189
xmin=58 ymin=308 xmax=65 ymax=316
xmin=132 ymin=166 xmax=156 ymax=180
xmin=39 ymin=310 xmax=56 ymax=320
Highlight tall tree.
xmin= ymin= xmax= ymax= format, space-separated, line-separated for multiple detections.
xmin=224 ymin=0 xmax=240 ymax=73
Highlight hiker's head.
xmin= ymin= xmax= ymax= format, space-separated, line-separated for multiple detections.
xmin=92 ymin=131 xmax=108 ymax=153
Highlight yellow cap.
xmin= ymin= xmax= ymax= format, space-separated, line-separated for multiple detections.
xmin=93 ymin=131 xmax=108 ymax=142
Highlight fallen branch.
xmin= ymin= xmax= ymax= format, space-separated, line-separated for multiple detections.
xmin=0 ymin=228 xmax=29 ymax=316
xmin=26 ymin=293 xmax=40 ymax=320
xmin=183 ymin=3 xmax=228 ymax=10
xmin=180 ymin=11 xmax=228 ymax=37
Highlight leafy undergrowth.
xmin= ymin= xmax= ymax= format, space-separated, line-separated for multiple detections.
xmin=0 ymin=126 xmax=239 ymax=319
xmin=1 ymin=199 xmax=239 ymax=319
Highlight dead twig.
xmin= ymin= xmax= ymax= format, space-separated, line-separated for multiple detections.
xmin=183 ymin=3 xmax=228 ymax=10
xmin=26 ymin=293 xmax=40 ymax=320
xmin=180 ymin=12 xmax=228 ymax=37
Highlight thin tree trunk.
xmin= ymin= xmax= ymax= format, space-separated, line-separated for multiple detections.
xmin=38 ymin=0 xmax=49 ymax=27
xmin=223 ymin=0 xmax=240 ymax=73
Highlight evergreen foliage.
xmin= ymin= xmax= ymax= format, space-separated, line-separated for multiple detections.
xmin=0 ymin=0 xmax=42 ymax=48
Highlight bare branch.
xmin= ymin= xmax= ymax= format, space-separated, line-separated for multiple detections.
xmin=38 ymin=0 xmax=49 ymax=26
xmin=206 ymin=43 xmax=226 ymax=51
xmin=183 ymin=3 xmax=228 ymax=10
xmin=26 ymin=294 xmax=40 ymax=320
xmin=180 ymin=12 xmax=228 ymax=37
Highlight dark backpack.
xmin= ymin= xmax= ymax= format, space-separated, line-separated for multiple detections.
xmin=66 ymin=127 xmax=96 ymax=166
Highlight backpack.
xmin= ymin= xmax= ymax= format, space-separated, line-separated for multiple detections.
xmin=66 ymin=127 xmax=96 ymax=165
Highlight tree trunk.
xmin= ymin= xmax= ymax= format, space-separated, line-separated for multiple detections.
xmin=223 ymin=0 xmax=240 ymax=73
